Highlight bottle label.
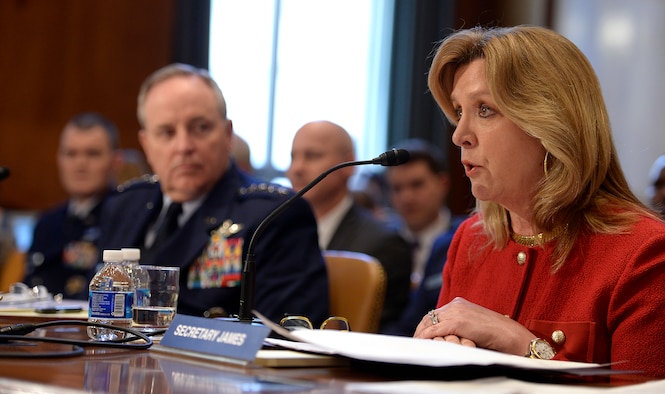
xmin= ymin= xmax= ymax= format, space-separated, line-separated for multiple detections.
xmin=89 ymin=291 xmax=134 ymax=319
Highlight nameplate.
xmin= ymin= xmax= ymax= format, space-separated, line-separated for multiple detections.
xmin=159 ymin=314 xmax=270 ymax=363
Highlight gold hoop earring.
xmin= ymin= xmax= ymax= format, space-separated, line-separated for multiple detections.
xmin=544 ymin=151 xmax=550 ymax=177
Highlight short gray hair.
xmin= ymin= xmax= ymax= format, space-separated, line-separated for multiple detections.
xmin=136 ymin=63 xmax=227 ymax=128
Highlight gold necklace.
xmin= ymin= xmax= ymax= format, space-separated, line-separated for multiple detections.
xmin=511 ymin=225 xmax=566 ymax=247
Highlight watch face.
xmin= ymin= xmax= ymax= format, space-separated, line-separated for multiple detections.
xmin=534 ymin=340 xmax=556 ymax=359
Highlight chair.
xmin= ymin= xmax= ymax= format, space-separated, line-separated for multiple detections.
xmin=115 ymin=148 xmax=152 ymax=185
xmin=323 ymin=250 xmax=386 ymax=333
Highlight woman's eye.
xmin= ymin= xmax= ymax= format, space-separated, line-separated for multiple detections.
xmin=479 ymin=104 xmax=494 ymax=117
xmin=454 ymin=108 xmax=462 ymax=119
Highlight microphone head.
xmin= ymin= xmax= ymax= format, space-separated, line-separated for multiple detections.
xmin=373 ymin=149 xmax=410 ymax=166
xmin=0 ymin=166 xmax=9 ymax=181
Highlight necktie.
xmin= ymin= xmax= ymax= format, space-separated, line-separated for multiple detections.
xmin=151 ymin=202 xmax=182 ymax=250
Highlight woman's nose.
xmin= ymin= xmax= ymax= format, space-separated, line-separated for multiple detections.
xmin=451 ymin=116 xmax=474 ymax=148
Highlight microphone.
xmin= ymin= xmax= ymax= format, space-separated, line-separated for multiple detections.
xmin=0 ymin=166 xmax=9 ymax=182
xmin=237 ymin=148 xmax=409 ymax=322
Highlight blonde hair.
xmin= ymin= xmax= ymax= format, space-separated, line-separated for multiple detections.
xmin=428 ymin=25 xmax=656 ymax=270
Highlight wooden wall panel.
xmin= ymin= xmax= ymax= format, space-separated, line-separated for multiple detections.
xmin=0 ymin=0 xmax=176 ymax=211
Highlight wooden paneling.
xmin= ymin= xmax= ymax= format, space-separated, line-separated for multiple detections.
xmin=0 ymin=0 xmax=176 ymax=210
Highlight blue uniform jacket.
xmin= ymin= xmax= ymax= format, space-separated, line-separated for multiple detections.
xmin=26 ymin=197 xmax=107 ymax=300
xmin=98 ymin=164 xmax=330 ymax=326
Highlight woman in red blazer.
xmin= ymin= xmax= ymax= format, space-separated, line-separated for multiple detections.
xmin=414 ymin=25 xmax=665 ymax=378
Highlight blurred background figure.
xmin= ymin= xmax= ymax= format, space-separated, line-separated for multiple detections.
xmin=287 ymin=120 xmax=412 ymax=331
xmin=231 ymin=133 xmax=253 ymax=174
xmin=0 ymin=206 xmax=21 ymax=292
xmin=351 ymin=170 xmax=402 ymax=230
xmin=646 ymin=154 xmax=665 ymax=216
xmin=24 ymin=112 xmax=121 ymax=299
xmin=0 ymin=208 xmax=13 ymax=265
xmin=115 ymin=148 xmax=151 ymax=185
xmin=385 ymin=139 xmax=453 ymax=290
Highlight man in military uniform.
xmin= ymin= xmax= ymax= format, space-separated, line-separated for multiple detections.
xmin=25 ymin=112 xmax=121 ymax=299
xmin=99 ymin=63 xmax=329 ymax=325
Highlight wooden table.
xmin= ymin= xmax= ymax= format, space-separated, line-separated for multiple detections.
xmin=0 ymin=314 xmax=655 ymax=393
xmin=0 ymin=313 xmax=392 ymax=393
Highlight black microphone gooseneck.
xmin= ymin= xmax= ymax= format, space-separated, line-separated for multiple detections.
xmin=237 ymin=148 xmax=409 ymax=322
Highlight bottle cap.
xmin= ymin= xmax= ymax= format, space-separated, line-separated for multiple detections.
xmin=102 ymin=249 xmax=124 ymax=262
xmin=121 ymin=248 xmax=141 ymax=261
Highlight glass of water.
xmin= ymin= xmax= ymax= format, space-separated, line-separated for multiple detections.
xmin=132 ymin=265 xmax=179 ymax=331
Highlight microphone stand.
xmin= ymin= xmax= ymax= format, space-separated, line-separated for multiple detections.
xmin=237 ymin=159 xmax=373 ymax=322
xmin=237 ymin=148 xmax=409 ymax=322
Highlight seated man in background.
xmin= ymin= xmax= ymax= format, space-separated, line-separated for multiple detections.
xmin=99 ymin=63 xmax=328 ymax=324
xmin=386 ymin=139 xmax=454 ymax=290
xmin=287 ymin=120 xmax=411 ymax=331
xmin=231 ymin=134 xmax=253 ymax=174
xmin=25 ymin=112 xmax=121 ymax=299
xmin=0 ymin=207 xmax=20 ymax=292
xmin=646 ymin=154 xmax=665 ymax=217
xmin=382 ymin=218 xmax=464 ymax=336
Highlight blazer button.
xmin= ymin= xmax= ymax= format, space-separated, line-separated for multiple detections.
xmin=551 ymin=329 xmax=566 ymax=345
xmin=517 ymin=251 xmax=527 ymax=265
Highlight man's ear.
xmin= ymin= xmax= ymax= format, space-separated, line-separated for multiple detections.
xmin=226 ymin=119 xmax=234 ymax=139
xmin=439 ymin=173 xmax=451 ymax=194
xmin=108 ymin=149 xmax=125 ymax=186
xmin=112 ymin=148 xmax=125 ymax=172
xmin=138 ymin=129 xmax=147 ymax=150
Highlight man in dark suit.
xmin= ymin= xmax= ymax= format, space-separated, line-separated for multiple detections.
xmin=381 ymin=216 xmax=464 ymax=336
xmin=386 ymin=139 xmax=453 ymax=290
xmin=287 ymin=120 xmax=411 ymax=331
xmin=99 ymin=64 xmax=328 ymax=325
xmin=25 ymin=112 xmax=121 ymax=299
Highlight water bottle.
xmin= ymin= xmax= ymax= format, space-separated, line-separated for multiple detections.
xmin=87 ymin=249 xmax=135 ymax=340
xmin=121 ymin=248 xmax=149 ymax=325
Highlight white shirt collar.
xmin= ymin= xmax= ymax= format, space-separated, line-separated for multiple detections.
xmin=160 ymin=195 xmax=206 ymax=227
xmin=401 ymin=208 xmax=452 ymax=283
xmin=317 ymin=194 xmax=353 ymax=250
xmin=68 ymin=197 xmax=101 ymax=219
xmin=144 ymin=194 xmax=207 ymax=248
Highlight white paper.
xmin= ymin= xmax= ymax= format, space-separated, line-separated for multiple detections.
xmin=255 ymin=310 xmax=600 ymax=371
xmin=346 ymin=377 xmax=665 ymax=394
xmin=0 ymin=298 xmax=88 ymax=313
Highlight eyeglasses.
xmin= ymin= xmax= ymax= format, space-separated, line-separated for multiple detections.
xmin=279 ymin=315 xmax=350 ymax=331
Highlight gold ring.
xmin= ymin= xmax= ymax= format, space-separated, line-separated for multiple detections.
xmin=428 ymin=310 xmax=438 ymax=325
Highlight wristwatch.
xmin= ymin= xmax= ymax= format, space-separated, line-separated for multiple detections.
xmin=525 ymin=338 xmax=556 ymax=359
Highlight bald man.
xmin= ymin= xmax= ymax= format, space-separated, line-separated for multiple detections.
xmin=231 ymin=134 xmax=253 ymax=174
xmin=287 ymin=121 xmax=411 ymax=331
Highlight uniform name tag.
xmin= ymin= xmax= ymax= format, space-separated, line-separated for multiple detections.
xmin=159 ymin=314 xmax=270 ymax=363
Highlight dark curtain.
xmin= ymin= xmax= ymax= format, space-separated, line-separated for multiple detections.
xmin=387 ymin=0 xmax=456 ymax=150
xmin=387 ymin=0 xmax=475 ymax=214
xmin=172 ymin=0 xmax=211 ymax=69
